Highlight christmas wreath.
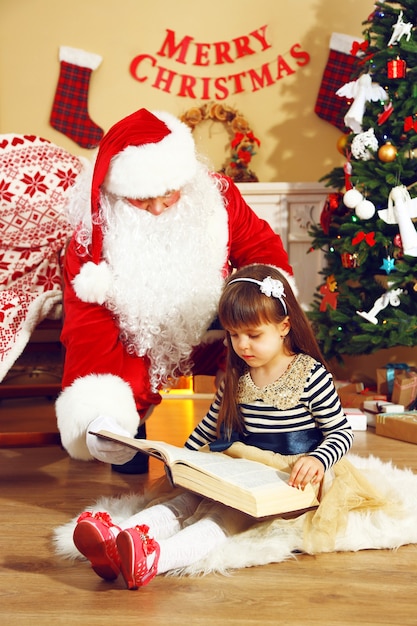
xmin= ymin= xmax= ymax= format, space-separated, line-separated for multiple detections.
xmin=181 ymin=103 xmax=260 ymax=182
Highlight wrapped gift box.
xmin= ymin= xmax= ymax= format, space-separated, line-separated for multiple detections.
xmin=376 ymin=364 xmax=416 ymax=399
xmin=375 ymin=411 xmax=417 ymax=445
xmin=362 ymin=400 xmax=404 ymax=414
xmin=362 ymin=400 xmax=404 ymax=427
xmin=391 ymin=371 xmax=417 ymax=409
xmin=343 ymin=408 xmax=367 ymax=431
xmin=338 ymin=382 xmax=387 ymax=409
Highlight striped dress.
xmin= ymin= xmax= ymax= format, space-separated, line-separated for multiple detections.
xmin=185 ymin=353 xmax=353 ymax=471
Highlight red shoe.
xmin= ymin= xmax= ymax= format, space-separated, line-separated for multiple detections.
xmin=73 ymin=511 xmax=121 ymax=581
xmin=116 ymin=525 xmax=160 ymax=590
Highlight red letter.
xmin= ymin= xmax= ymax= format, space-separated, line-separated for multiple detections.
xmin=248 ymin=63 xmax=275 ymax=92
xmin=177 ymin=74 xmax=197 ymax=98
xmin=156 ymin=29 xmax=194 ymax=65
xmin=290 ymin=43 xmax=310 ymax=67
xmin=249 ymin=25 xmax=272 ymax=51
xmin=228 ymin=71 xmax=247 ymax=94
xmin=194 ymin=42 xmax=211 ymax=66
xmin=214 ymin=41 xmax=234 ymax=64
xmin=232 ymin=35 xmax=254 ymax=59
xmin=130 ymin=54 xmax=156 ymax=82
xmin=275 ymin=56 xmax=295 ymax=80
xmin=152 ymin=65 xmax=177 ymax=93
xmin=200 ymin=76 xmax=211 ymax=100
xmin=213 ymin=76 xmax=229 ymax=100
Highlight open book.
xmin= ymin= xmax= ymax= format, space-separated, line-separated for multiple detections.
xmin=92 ymin=430 xmax=319 ymax=518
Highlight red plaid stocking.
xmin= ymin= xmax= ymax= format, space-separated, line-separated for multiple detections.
xmin=314 ymin=33 xmax=360 ymax=132
xmin=50 ymin=46 xmax=104 ymax=149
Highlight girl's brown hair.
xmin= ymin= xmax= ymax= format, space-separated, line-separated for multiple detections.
xmin=216 ymin=263 xmax=326 ymax=438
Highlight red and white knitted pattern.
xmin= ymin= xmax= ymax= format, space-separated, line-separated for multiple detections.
xmin=0 ymin=134 xmax=82 ymax=380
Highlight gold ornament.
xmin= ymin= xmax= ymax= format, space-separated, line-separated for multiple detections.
xmin=378 ymin=141 xmax=397 ymax=162
xmin=336 ymin=133 xmax=349 ymax=155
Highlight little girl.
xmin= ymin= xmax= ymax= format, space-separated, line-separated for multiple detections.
xmin=72 ymin=263 xmax=355 ymax=590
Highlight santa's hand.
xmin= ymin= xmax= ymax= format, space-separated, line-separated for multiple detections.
xmin=86 ymin=415 xmax=138 ymax=464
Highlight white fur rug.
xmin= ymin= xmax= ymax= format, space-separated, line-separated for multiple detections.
xmin=53 ymin=454 xmax=417 ymax=576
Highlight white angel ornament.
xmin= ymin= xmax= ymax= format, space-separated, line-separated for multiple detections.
xmin=357 ymin=287 xmax=403 ymax=325
xmin=388 ymin=11 xmax=413 ymax=46
xmin=336 ymin=73 xmax=388 ymax=133
xmin=378 ymin=186 xmax=417 ymax=257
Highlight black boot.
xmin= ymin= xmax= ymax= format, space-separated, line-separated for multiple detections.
xmin=111 ymin=422 xmax=149 ymax=475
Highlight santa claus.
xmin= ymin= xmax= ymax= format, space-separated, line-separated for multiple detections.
xmin=56 ymin=108 xmax=293 ymax=473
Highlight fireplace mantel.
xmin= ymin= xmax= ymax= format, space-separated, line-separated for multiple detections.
xmin=237 ymin=182 xmax=328 ymax=309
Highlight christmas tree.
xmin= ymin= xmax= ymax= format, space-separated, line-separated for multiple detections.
xmin=308 ymin=0 xmax=417 ymax=362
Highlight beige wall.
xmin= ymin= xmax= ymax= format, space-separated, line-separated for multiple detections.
xmin=1 ymin=0 xmax=374 ymax=182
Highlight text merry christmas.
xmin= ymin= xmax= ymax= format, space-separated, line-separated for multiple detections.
xmin=129 ymin=26 xmax=310 ymax=100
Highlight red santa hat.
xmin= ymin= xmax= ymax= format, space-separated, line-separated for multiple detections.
xmin=72 ymin=108 xmax=198 ymax=304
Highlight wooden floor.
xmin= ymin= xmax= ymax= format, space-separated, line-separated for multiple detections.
xmin=1 ymin=395 xmax=417 ymax=626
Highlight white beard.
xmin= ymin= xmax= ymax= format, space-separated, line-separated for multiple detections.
xmin=101 ymin=166 xmax=228 ymax=391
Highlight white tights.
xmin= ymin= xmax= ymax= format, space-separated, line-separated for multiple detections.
xmin=118 ymin=492 xmax=227 ymax=574
xmin=119 ymin=492 xmax=200 ymax=538
xmin=157 ymin=518 xmax=227 ymax=573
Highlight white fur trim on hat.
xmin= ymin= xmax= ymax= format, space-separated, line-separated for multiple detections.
xmin=72 ymin=260 xmax=112 ymax=305
xmin=56 ymin=374 xmax=139 ymax=460
xmin=279 ymin=268 xmax=298 ymax=298
xmin=104 ymin=111 xmax=198 ymax=199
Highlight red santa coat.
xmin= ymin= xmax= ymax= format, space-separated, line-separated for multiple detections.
xmin=56 ymin=175 xmax=292 ymax=460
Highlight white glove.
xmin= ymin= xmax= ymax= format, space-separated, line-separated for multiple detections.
xmin=86 ymin=415 xmax=138 ymax=464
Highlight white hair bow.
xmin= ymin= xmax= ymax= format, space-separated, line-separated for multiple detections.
xmin=228 ymin=276 xmax=287 ymax=313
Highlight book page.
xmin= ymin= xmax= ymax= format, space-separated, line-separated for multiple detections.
xmin=172 ymin=455 xmax=317 ymax=515
xmin=175 ymin=454 xmax=290 ymax=490
xmin=94 ymin=430 xmax=290 ymax=486
xmin=172 ymin=452 xmax=315 ymax=500
xmin=91 ymin=430 xmax=205 ymax=465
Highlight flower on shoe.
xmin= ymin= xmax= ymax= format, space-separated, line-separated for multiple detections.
xmin=76 ymin=510 xmax=113 ymax=525
xmin=135 ymin=524 xmax=159 ymax=555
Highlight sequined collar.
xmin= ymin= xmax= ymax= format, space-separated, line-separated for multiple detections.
xmin=237 ymin=353 xmax=316 ymax=410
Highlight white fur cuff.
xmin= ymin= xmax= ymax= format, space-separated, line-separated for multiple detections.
xmin=56 ymin=374 xmax=139 ymax=460
xmin=329 ymin=33 xmax=357 ymax=56
xmin=59 ymin=46 xmax=102 ymax=70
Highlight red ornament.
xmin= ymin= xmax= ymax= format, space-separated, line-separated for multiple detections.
xmin=319 ymin=276 xmax=339 ymax=311
xmin=340 ymin=252 xmax=359 ymax=268
xmin=404 ymin=115 xmax=417 ymax=133
xmin=393 ymin=234 xmax=402 ymax=248
xmin=387 ymin=58 xmax=406 ymax=79
xmin=320 ymin=193 xmax=343 ymax=234
xmin=377 ymin=102 xmax=394 ymax=126
xmin=350 ymin=40 xmax=369 ymax=56
xmin=352 ymin=231 xmax=376 ymax=247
